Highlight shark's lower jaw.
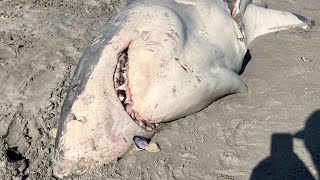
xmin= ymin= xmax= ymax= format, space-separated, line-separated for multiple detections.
xmin=113 ymin=49 xmax=158 ymax=132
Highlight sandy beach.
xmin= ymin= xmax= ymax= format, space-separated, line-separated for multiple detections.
xmin=0 ymin=0 xmax=319 ymax=179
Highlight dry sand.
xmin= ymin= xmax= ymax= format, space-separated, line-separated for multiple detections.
xmin=0 ymin=0 xmax=319 ymax=179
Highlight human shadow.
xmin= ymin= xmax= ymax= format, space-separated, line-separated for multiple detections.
xmin=250 ymin=110 xmax=320 ymax=180
xmin=238 ymin=50 xmax=252 ymax=75
xmin=295 ymin=110 xmax=320 ymax=177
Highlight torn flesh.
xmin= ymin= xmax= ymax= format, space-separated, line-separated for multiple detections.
xmin=113 ymin=50 xmax=158 ymax=132
xmin=224 ymin=0 xmax=238 ymax=17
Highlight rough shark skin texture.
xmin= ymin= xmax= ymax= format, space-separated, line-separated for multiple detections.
xmin=53 ymin=0 xmax=309 ymax=177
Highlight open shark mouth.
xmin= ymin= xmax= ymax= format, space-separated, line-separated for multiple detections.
xmin=113 ymin=49 xmax=157 ymax=132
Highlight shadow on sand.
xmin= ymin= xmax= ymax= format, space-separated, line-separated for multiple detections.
xmin=250 ymin=109 xmax=320 ymax=180
xmin=238 ymin=50 xmax=252 ymax=75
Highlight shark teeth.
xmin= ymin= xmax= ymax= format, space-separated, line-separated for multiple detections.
xmin=113 ymin=50 xmax=157 ymax=132
xmin=116 ymin=84 xmax=126 ymax=91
